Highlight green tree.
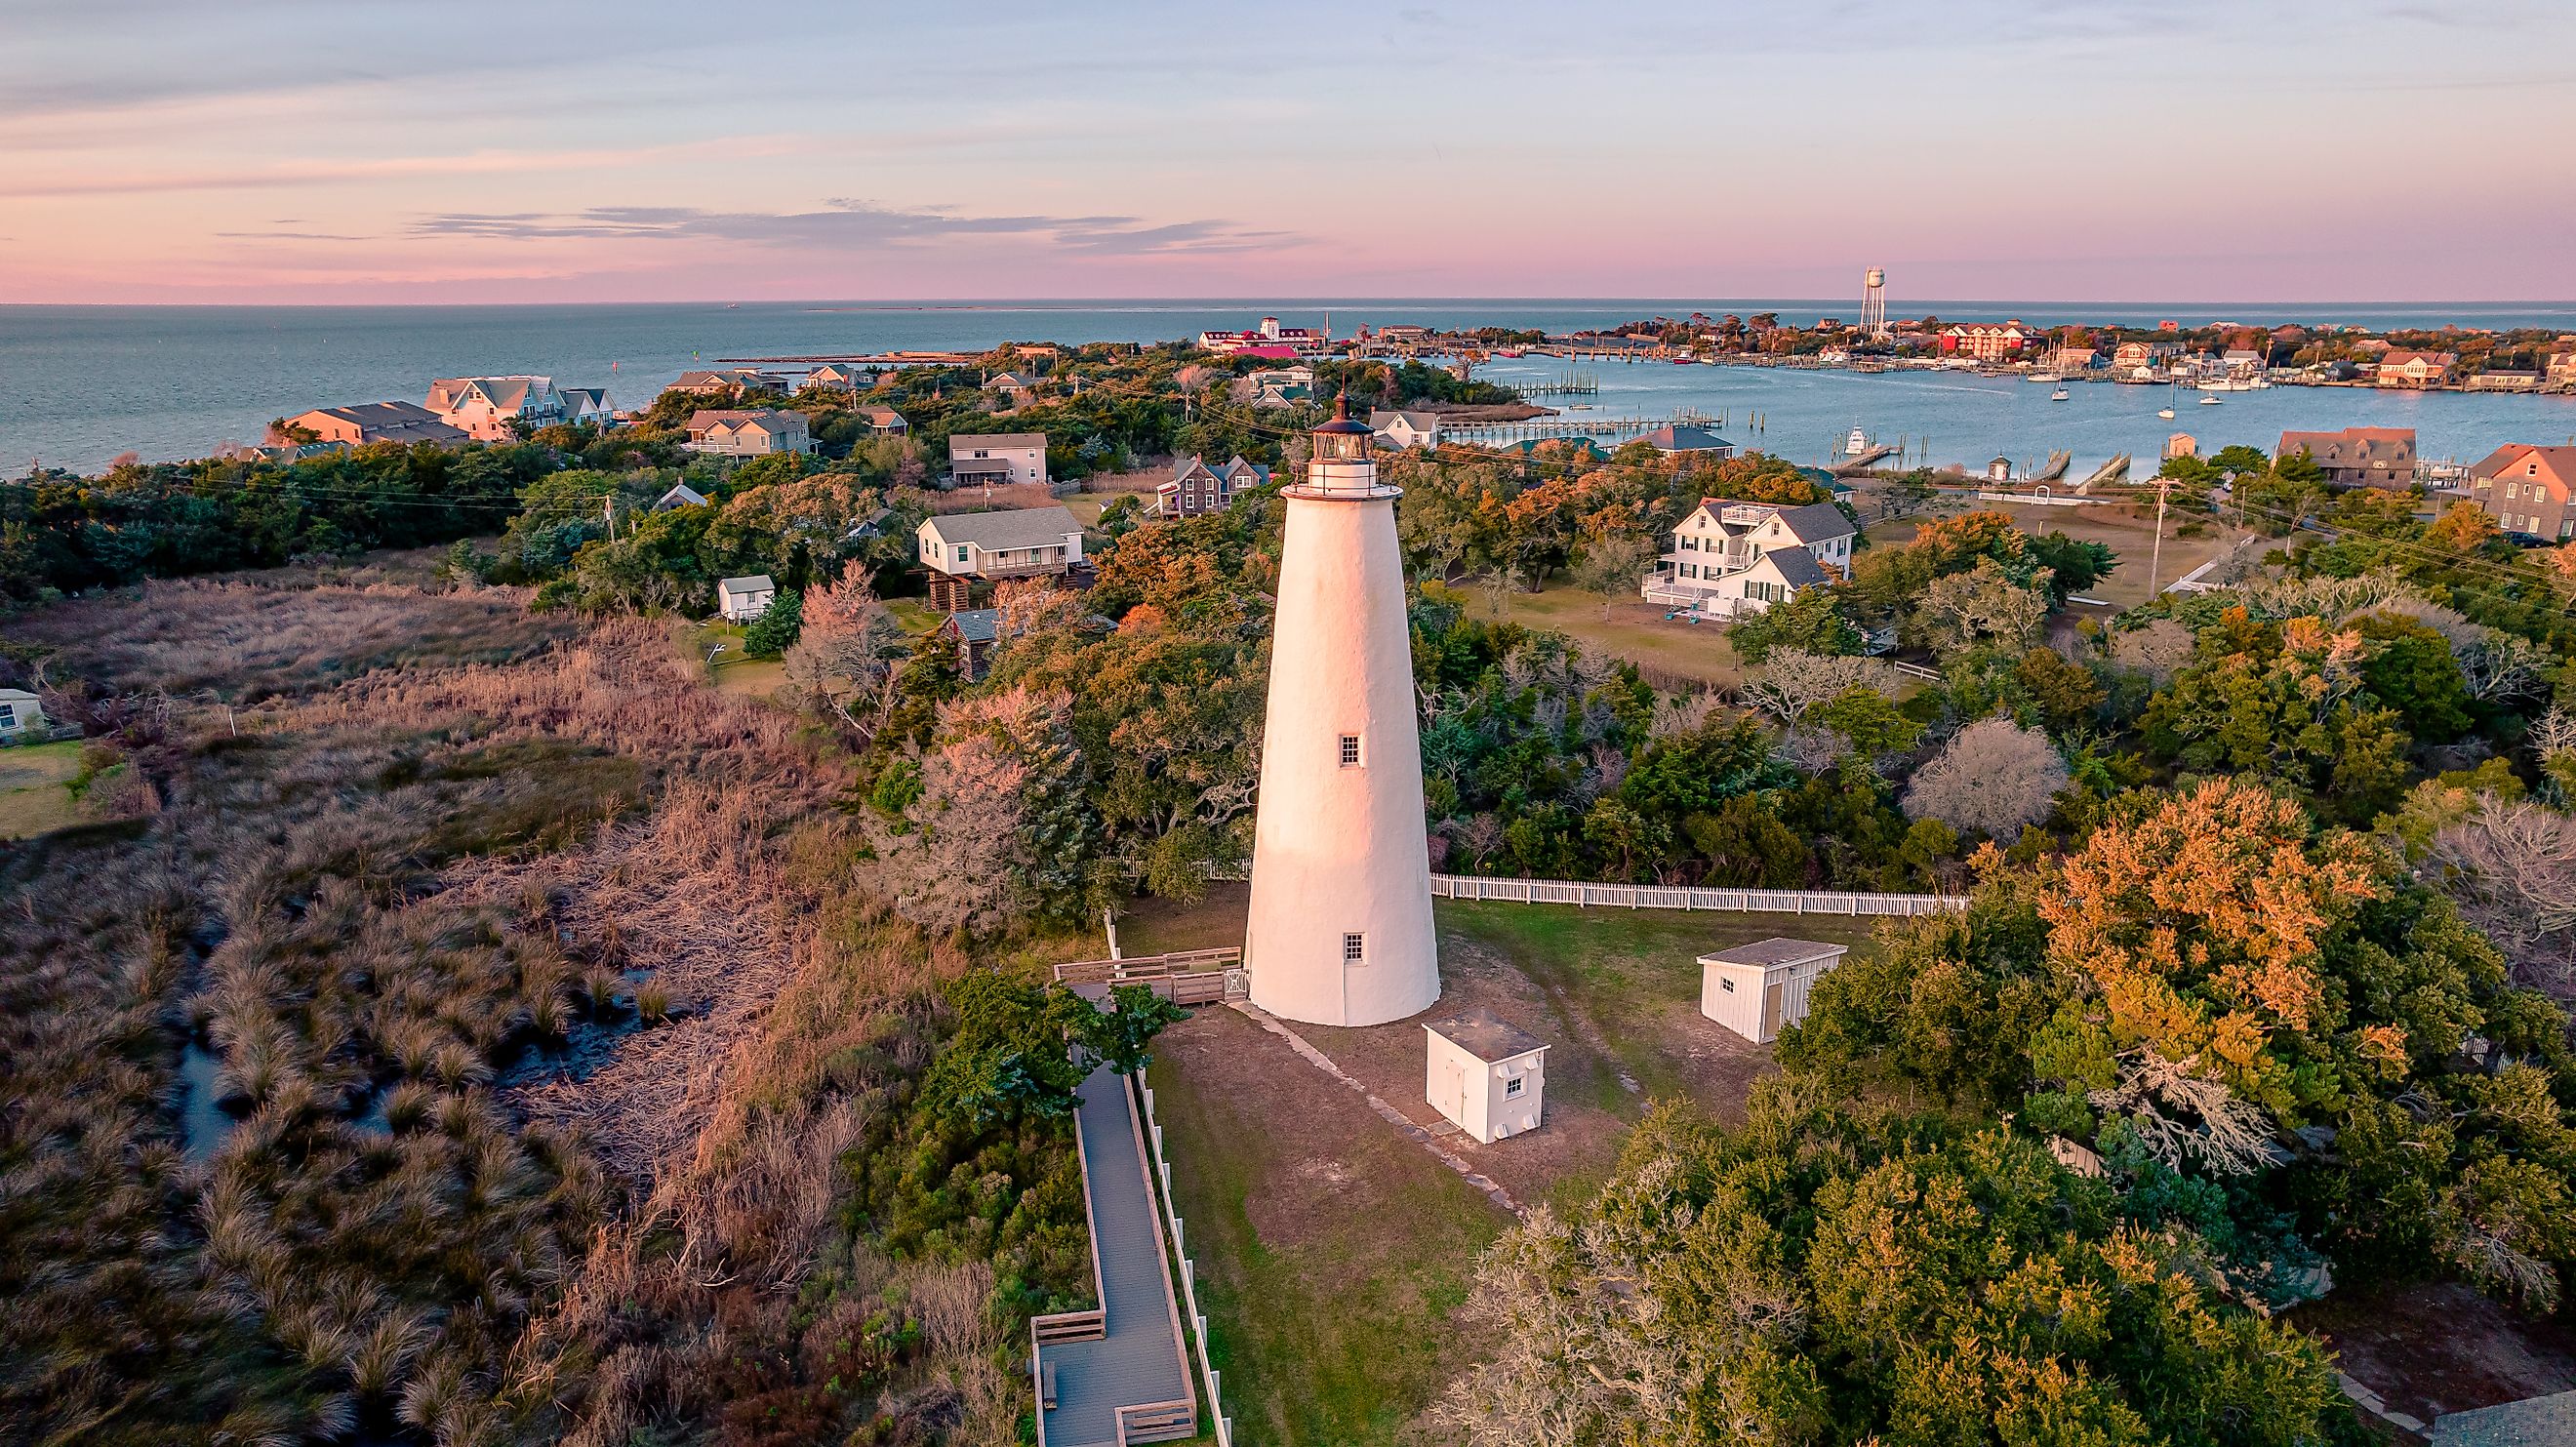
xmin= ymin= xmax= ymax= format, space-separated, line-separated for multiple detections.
xmin=742 ymin=587 xmax=805 ymax=658
xmin=1728 ymin=585 xmax=1865 ymax=663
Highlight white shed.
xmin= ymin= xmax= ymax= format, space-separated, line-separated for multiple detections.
xmin=1699 ymin=938 xmax=1850 ymax=1044
xmin=715 ymin=574 xmax=777 ymax=623
xmin=0 ymin=689 xmax=45 ymax=743
xmin=1424 ymin=1009 xmax=1548 ymax=1144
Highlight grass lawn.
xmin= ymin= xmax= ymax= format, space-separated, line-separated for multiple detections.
xmin=1872 ymin=501 xmax=2250 ymax=609
xmin=883 ymin=598 xmax=944 ymax=635
xmin=1140 ymin=890 xmax=1905 ymax=1443
xmin=0 ymin=741 xmax=88 ymax=840
xmin=1435 ymin=901 xmax=1883 ymax=1104
xmin=1149 ymin=1005 xmax=1508 ymax=1447
xmin=673 ymin=620 xmax=789 ymax=700
xmin=1478 ymin=583 xmax=1746 ymax=690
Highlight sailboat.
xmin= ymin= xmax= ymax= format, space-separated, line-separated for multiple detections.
xmin=2158 ymin=382 xmax=2177 ymax=421
xmin=2050 ymin=384 xmax=2071 ymax=402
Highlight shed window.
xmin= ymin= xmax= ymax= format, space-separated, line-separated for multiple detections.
xmin=0 ymin=703 xmax=15 ymax=728
xmin=1718 ymin=978 xmax=1735 ymax=993
xmin=1339 ymin=734 xmax=1362 ymax=767
xmin=1343 ymin=933 xmax=1365 ymax=964
xmin=1504 ymin=1075 xmax=1525 ymax=1098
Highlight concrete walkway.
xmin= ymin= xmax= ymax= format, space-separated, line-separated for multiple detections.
xmin=1040 ymin=1065 xmax=1193 ymax=1447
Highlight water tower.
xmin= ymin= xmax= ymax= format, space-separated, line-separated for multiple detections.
xmin=1861 ymin=267 xmax=1888 ymax=337
xmin=1242 ymin=394 xmax=1440 ymax=1027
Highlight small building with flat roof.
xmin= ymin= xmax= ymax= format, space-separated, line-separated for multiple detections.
xmin=1700 ymin=937 xmax=1851 ymax=1044
xmin=1424 ymin=1009 xmax=1548 ymax=1144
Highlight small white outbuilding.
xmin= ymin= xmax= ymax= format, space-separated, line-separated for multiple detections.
xmin=1700 ymin=938 xmax=1850 ymax=1044
xmin=715 ymin=574 xmax=777 ymax=623
xmin=1424 ymin=1009 xmax=1548 ymax=1145
xmin=0 ymin=689 xmax=45 ymax=743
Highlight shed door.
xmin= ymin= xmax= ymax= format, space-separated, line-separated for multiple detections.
xmin=1761 ymin=978 xmax=1786 ymax=1040
xmin=1445 ymin=1060 xmax=1469 ymax=1121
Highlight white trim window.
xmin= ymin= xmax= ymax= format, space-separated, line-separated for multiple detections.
xmin=1338 ymin=734 xmax=1363 ymax=768
xmin=1504 ymin=1074 xmax=1526 ymax=1098
xmin=1342 ymin=932 xmax=1365 ymax=965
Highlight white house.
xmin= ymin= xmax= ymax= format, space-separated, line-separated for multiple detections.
xmin=1640 ymin=498 xmax=1856 ymax=620
xmin=916 ymin=503 xmax=1084 ymax=609
xmin=653 ymin=482 xmax=708 ymax=512
xmin=0 ymin=688 xmax=47 ymax=744
xmin=947 ymin=431 xmax=1049 ymax=489
xmin=1248 ymin=365 xmax=1315 ymax=407
xmin=426 ymin=376 xmax=567 ymax=440
xmin=685 ymin=409 xmax=814 ymax=457
xmin=1424 ymin=1010 xmax=1548 ymax=1144
xmin=715 ymin=575 xmax=777 ymax=623
xmin=982 ymin=372 xmax=1034 ymax=408
xmin=1700 ymin=938 xmax=1850 ymax=1044
xmin=558 ymin=386 xmax=616 ymax=428
xmin=1369 ymin=409 xmax=1442 ymax=450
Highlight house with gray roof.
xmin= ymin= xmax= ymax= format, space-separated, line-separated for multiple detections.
xmin=917 ymin=503 xmax=1085 ymax=608
xmin=1641 ymin=497 xmax=1857 ymax=620
xmin=1369 ymin=409 xmax=1442 ymax=450
xmin=1158 ymin=454 xmax=1268 ymax=518
xmin=264 ymin=401 xmax=468 ymax=452
xmin=947 ymin=431 xmax=1049 ymax=488
xmin=1635 ymin=423 xmax=1737 ymax=460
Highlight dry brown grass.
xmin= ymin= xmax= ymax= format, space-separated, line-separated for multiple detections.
xmin=5 ymin=574 xmax=575 ymax=700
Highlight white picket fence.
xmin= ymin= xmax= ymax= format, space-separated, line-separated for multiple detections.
xmin=1428 ymin=872 xmax=1963 ymax=916
xmin=1133 ymin=1078 xmax=1233 ymax=1447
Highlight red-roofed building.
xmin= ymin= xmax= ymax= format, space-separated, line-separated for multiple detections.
xmin=1938 ymin=322 xmax=2039 ymax=361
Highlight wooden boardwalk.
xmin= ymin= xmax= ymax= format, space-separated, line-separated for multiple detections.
xmin=1036 ymin=1065 xmax=1195 ymax=1447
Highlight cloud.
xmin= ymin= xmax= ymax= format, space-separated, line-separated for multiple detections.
xmin=408 ymin=199 xmax=1298 ymax=258
xmin=0 ymin=136 xmax=813 ymax=198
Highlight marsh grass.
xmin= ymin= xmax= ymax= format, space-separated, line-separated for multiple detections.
xmin=5 ymin=576 xmax=1102 ymax=1446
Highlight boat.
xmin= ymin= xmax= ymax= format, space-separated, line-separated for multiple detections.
xmin=2028 ymin=372 xmax=2063 ymax=384
xmin=2198 ymin=394 xmax=2224 ymax=406
xmin=1845 ymin=426 xmax=1870 ymax=457
xmin=1496 ymin=348 xmax=1523 ymax=358
xmin=2158 ymin=382 xmax=2177 ymax=420
xmin=2050 ymin=386 xmax=2070 ymax=402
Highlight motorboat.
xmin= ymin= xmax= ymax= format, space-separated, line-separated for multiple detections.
xmin=2198 ymin=394 xmax=2224 ymax=406
xmin=2050 ymin=386 xmax=2070 ymax=402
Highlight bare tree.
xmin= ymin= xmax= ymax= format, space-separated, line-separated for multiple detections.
xmin=1900 ymin=717 xmax=2069 ymax=839
xmin=1649 ymin=689 xmax=1725 ymax=740
xmin=2109 ymin=617 xmax=2197 ymax=684
xmin=1917 ymin=557 xmax=2050 ymax=657
xmin=869 ymin=738 xmax=1033 ymax=937
xmin=784 ymin=561 xmax=906 ymax=740
xmin=1737 ymin=650 xmax=1901 ymax=723
xmin=2087 ymin=1049 xmax=2281 ymax=1177
xmin=2432 ymin=795 xmax=2576 ymax=992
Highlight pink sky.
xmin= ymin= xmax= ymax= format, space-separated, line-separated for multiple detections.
xmin=5 ymin=2 xmax=2572 ymax=303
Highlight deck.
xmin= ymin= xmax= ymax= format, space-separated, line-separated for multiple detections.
xmin=1036 ymin=1065 xmax=1195 ymax=1447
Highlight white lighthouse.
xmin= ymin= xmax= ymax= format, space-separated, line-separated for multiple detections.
xmin=1242 ymin=394 xmax=1440 ymax=1027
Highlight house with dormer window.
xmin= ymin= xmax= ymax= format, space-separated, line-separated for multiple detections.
xmin=1641 ymin=498 xmax=1855 ymax=619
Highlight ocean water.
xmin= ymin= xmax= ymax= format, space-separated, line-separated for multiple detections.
xmin=1474 ymin=356 xmax=2576 ymax=478
xmin=3 ymin=299 xmax=2573 ymax=475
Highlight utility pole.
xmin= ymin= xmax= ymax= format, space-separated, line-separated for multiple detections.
xmin=603 ymin=493 xmax=615 ymax=542
xmin=2147 ymin=475 xmax=2173 ymax=596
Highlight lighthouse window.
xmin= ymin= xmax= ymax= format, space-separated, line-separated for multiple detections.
xmin=1338 ymin=734 xmax=1362 ymax=767
xmin=1343 ymin=933 xmax=1366 ymax=964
